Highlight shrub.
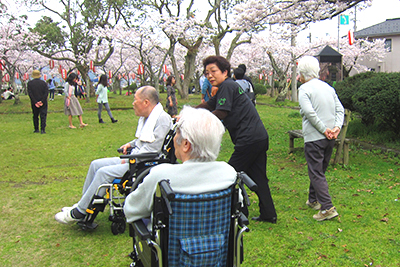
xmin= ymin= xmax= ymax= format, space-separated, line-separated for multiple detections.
xmin=253 ymin=83 xmax=267 ymax=96
xmin=124 ymin=83 xmax=137 ymax=92
xmin=336 ymin=72 xmax=400 ymax=136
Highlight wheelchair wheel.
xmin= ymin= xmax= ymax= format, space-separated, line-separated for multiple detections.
xmin=111 ymin=219 xmax=126 ymax=235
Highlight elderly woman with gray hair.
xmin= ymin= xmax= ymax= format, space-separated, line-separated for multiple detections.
xmin=297 ymin=56 xmax=344 ymax=221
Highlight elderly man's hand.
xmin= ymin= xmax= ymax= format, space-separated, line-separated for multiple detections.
xmin=119 ymin=143 xmax=132 ymax=155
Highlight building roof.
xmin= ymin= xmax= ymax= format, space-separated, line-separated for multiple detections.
xmin=355 ymin=18 xmax=400 ymax=38
xmin=316 ymin=45 xmax=342 ymax=63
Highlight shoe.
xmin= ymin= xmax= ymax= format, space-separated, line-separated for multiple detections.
xmin=251 ymin=216 xmax=277 ymax=224
xmin=41 ymin=129 xmax=46 ymax=134
xmin=80 ymin=123 xmax=88 ymax=128
xmin=313 ymin=207 xmax=339 ymax=221
xmin=111 ymin=119 xmax=118 ymax=123
xmin=55 ymin=210 xmax=81 ymax=224
xmin=61 ymin=203 xmax=79 ymax=212
xmin=69 ymin=125 xmax=76 ymax=129
xmin=99 ymin=119 xmax=105 ymax=123
xmin=306 ymin=200 xmax=321 ymax=210
xmin=33 ymin=129 xmax=40 ymax=133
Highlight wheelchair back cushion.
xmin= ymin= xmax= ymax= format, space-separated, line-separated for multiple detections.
xmin=168 ymin=188 xmax=232 ymax=267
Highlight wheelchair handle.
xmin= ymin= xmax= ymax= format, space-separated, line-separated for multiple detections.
xmin=238 ymin=171 xmax=258 ymax=191
xmin=159 ymin=180 xmax=175 ymax=201
xmin=120 ymin=152 xmax=159 ymax=159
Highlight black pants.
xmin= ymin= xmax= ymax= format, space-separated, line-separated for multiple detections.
xmin=228 ymin=138 xmax=277 ymax=219
xmin=31 ymin=104 xmax=47 ymax=131
xmin=304 ymin=139 xmax=335 ymax=210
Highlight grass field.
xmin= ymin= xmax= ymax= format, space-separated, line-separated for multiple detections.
xmin=0 ymin=93 xmax=399 ymax=266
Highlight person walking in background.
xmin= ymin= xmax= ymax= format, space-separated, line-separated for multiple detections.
xmin=28 ymin=70 xmax=48 ymax=134
xmin=63 ymin=73 xmax=88 ymax=129
xmin=196 ymin=55 xmax=277 ymax=224
xmin=234 ymin=67 xmax=256 ymax=105
xmin=47 ymin=78 xmax=56 ymax=101
xmin=166 ymin=75 xmax=178 ymax=118
xmin=237 ymin=63 xmax=255 ymax=89
xmin=298 ymin=56 xmax=344 ymax=221
xmin=96 ymin=74 xmax=118 ymax=124
xmin=201 ymin=71 xmax=212 ymax=103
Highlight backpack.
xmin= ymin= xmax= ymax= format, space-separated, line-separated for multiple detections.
xmin=235 ymin=79 xmax=255 ymax=105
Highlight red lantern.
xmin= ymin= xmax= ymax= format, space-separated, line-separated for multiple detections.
xmin=0 ymin=60 xmax=5 ymax=71
xmin=23 ymin=73 xmax=29 ymax=81
xmin=269 ymin=71 xmax=273 ymax=76
xmin=43 ymin=74 xmax=47 ymax=81
xmin=77 ymin=70 xmax=80 ymax=76
xmin=163 ymin=64 xmax=168 ymax=74
xmin=348 ymin=30 xmax=354 ymax=45
xmin=58 ymin=64 xmax=62 ymax=74
xmin=4 ymin=73 xmax=10 ymax=82
xmin=137 ymin=62 xmax=144 ymax=75
xmin=180 ymin=74 xmax=184 ymax=80
xmin=108 ymin=79 xmax=112 ymax=84
xmin=15 ymin=72 xmax=19 ymax=79
xmin=90 ymin=60 xmax=94 ymax=71
xmin=49 ymin=60 xmax=55 ymax=69
xmin=108 ymin=70 xmax=112 ymax=79
xmin=163 ymin=77 xmax=166 ymax=82
xmin=118 ymin=74 xmax=122 ymax=79
xmin=259 ymin=74 xmax=263 ymax=80
xmin=130 ymin=72 xmax=135 ymax=80
xmin=123 ymin=73 xmax=127 ymax=79
xmin=61 ymin=69 xmax=67 ymax=80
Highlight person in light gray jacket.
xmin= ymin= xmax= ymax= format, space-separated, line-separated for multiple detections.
xmin=298 ymin=56 xmax=344 ymax=222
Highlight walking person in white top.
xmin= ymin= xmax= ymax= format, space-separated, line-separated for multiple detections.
xmin=96 ymin=74 xmax=117 ymax=123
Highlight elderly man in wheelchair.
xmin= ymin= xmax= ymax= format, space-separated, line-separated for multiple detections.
xmin=124 ymin=106 xmax=255 ymax=267
xmin=54 ymin=86 xmax=172 ymax=230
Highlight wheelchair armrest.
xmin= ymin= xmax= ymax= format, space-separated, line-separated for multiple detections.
xmin=132 ymin=220 xmax=152 ymax=240
xmin=117 ymin=147 xmax=133 ymax=154
xmin=238 ymin=171 xmax=258 ymax=191
xmin=120 ymin=152 xmax=159 ymax=160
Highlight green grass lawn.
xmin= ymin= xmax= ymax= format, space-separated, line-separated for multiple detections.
xmin=0 ymin=93 xmax=399 ymax=266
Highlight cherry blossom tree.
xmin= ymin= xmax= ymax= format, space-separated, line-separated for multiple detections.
xmin=25 ymin=0 xmax=139 ymax=99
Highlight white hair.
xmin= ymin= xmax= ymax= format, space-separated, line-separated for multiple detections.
xmin=175 ymin=106 xmax=225 ymax=162
xmin=298 ymin=56 xmax=320 ymax=81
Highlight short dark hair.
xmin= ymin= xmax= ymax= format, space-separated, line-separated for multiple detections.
xmin=234 ymin=68 xmax=245 ymax=80
xmin=203 ymin=56 xmax=231 ymax=77
xmin=166 ymin=75 xmax=175 ymax=86
xmin=238 ymin=64 xmax=246 ymax=73
xmin=66 ymin=73 xmax=78 ymax=85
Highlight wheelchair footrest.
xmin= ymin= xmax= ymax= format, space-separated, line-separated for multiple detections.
xmin=77 ymin=221 xmax=98 ymax=231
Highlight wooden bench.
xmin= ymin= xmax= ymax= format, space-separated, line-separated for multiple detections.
xmin=288 ymin=109 xmax=351 ymax=165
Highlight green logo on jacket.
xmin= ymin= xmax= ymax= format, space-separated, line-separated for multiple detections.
xmin=218 ymin=98 xmax=226 ymax=106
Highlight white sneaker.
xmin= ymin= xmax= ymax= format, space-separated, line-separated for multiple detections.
xmin=55 ymin=210 xmax=81 ymax=224
xmin=61 ymin=203 xmax=79 ymax=212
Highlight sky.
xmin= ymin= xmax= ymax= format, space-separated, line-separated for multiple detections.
xmin=298 ymin=0 xmax=400 ymax=42
xmin=4 ymin=0 xmax=400 ymax=44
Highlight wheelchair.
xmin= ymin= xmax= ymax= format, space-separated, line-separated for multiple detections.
xmin=128 ymin=171 xmax=257 ymax=267
xmin=77 ymin=123 xmax=177 ymax=235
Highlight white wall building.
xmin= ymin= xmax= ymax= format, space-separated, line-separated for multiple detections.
xmin=355 ymin=18 xmax=400 ymax=73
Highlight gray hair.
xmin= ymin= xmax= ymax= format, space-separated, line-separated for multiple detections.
xmin=175 ymin=106 xmax=225 ymax=162
xmin=298 ymin=56 xmax=320 ymax=82
xmin=137 ymin=86 xmax=159 ymax=104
